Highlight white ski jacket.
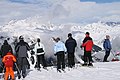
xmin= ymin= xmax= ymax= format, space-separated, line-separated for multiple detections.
xmin=34 ymin=42 xmax=45 ymax=55
xmin=54 ymin=41 xmax=67 ymax=54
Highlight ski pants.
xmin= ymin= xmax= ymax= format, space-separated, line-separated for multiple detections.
xmin=4 ymin=67 xmax=14 ymax=80
xmin=17 ymin=57 xmax=27 ymax=76
xmin=36 ymin=54 xmax=47 ymax=68
xmin=84 ymin=51 xmax=92 ymax=64
xmin=68 ymin=52 xmax=75 ymax=67
xmin=103 ymin=50 xmax=110 ymax=62
xmin=56 ymin=51 xmax=65 ymax=70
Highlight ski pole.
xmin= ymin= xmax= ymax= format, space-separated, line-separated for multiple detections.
xmin=50 ymin=60 xmax=54 ymax=70
xmin=1 ymin=66 xmax=5 ymax=79
xmin=14 ymin=63 xmax=21 ymax=76
xmin=111 ymin=51 xmax=116 ymax=59
xmin=0 ymin=65 xmax=3 ymax=69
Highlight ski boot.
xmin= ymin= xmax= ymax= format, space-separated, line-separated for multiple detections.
xmin=88 ymin=63 xmax=93 ymax=67
xmin=82 ymin=62 xmax=87 ymax=66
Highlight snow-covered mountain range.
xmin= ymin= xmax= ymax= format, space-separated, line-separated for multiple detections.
xmin=0 ymin=17 xmax=120 ymax=60
xmin=0 ymin=16 xmax=120 ymax=80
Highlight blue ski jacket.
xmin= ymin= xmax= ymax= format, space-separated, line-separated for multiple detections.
xmin=103 ymin=39 xmax=112 ymax=51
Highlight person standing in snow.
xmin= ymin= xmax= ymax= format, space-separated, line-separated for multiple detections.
xmin=80 ymin=32 xmax=94 ymax=66
xmin=53 ymin=37 xmax=67 ymax=71
xmin=103 ymin=35 xmax=112 ymax=62
xmin=34 ymin=38 xmax=47 ymax=70
xmin=65 ymin=33 xmax=77 ymax=68
xmin=15 ymin=36 xmax=30 ymax=79
xmin=1 ymin=40 xmax=13 ymax=58
xmin=2 ymin=52 xmax=16 ymax=80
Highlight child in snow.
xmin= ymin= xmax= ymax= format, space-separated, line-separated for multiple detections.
xmin=2 ymin=52 xmax=16 ymax=80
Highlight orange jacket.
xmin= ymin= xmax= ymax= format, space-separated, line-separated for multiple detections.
xmin=2 ymin=52 xmax=16 ymax=67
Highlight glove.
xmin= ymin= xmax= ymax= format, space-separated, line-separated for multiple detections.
xmin=106 ymin=48 xmax=110 ymax=51
xmin=54 ymin=54 xmax=57 ymax=56
xmin=31 ymin=50 xmax=35 ymax=55
xmin=14 ymin=62 xmax=17 ymax=65
xmin=80 ymin=45 xmax=83 ymax=48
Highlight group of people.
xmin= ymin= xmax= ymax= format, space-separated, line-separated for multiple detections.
xmin=53 ymin=32 xmax=94 ymax=72
xmin=53 ymin=33 xmax=77 ymax=72
xmin=0 ymin=32 xmax=112 ymax=80
xmin=53 ymin=32 xmax=112 ymax=70
xmin=0 ymin=36 xmax=31 ymax=80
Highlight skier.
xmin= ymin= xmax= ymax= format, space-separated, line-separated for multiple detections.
xmin=65 ymin=33 xmax=77 ymax=68
xmin=103 ymin=35 xmax=112 ymax=62
xmin=80 ymin=32 xmax=94 ymax=66
xmin=33 ymin=38 xmax=47 ymax=70
xmin=1 ymin=40 xmax=13 ymax=58
xmin=53 ymin=37 xmax=67 ymax=72
xmin=2 ymin=52 xmax=16 ymax=80
xmin=15 ymin=36 xmax=30 ymax=79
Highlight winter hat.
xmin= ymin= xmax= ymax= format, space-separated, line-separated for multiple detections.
xmin=7 ymin=52 xmax=12 ymax=55
xmin=68 ymin=33 xmax=72 ymax=37
xmin=56 ymin=37 xmax=60 ymax=42
xmin=19 ymin=36 xmax=24 ymax=40
xmin=3 ymin=40 xmax=8 ymax=45
xmin=86 ymin=32 xmax=90 ymax=35
xmin=37 ymin=38 xmax=40 ymax=42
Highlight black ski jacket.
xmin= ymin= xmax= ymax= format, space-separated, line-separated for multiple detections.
xmin=1 ymin=42 xmax=13 ymax=57
xmin=65 ymin=37 xmax=77 ymax=53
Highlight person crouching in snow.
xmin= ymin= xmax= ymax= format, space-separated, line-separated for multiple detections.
xmin=2 ymin=52 xmax=16 ymax=80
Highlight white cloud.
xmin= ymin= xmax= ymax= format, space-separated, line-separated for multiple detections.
xmin=0 ymin=0 xmax=120 ymax=25
xmin=100 ymin=15 xmax=120 ymax=22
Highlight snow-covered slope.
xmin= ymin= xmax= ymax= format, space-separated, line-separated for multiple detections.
xmin=4 ymin=61 xmax=120 ymax=80
xmin=0 ymin=17 xmax=120 ymax=58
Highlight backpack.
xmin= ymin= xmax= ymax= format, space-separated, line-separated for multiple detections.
xmin=4 ymin=56 xmax=13 ymax=67
xmin=18 ymin=44 xmax=28 ymax=57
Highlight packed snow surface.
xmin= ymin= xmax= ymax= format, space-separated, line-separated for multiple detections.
xmin=14 ymin=61 xmax=120 ymax=80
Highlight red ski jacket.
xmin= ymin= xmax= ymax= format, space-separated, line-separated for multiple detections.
xmin=82 ymin=40 xmax=93 ymax=51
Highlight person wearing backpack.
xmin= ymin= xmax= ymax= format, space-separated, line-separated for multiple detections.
xmin=15 ymin=36 xmax=30 ymax=79
xmin=33 ymin=38 xmax=47 ymax=70
xmin=2 ymin=52 xmax=16 ymax=80
xmin=1 ymin=40 xmax=13 ymax=58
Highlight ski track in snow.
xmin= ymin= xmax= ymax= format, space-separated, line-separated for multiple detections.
xmin=11 ymin=61 xmax=120 ymax=80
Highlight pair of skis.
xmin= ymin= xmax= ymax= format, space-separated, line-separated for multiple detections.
xmin=57 ymin=69 xmax=66 ymax=73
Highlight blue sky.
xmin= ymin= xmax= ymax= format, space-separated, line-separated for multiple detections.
xmin=80 ymin=0 xmax=120 ymax=3
xmin=8 ymin=0 xmax=120 ymax=4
